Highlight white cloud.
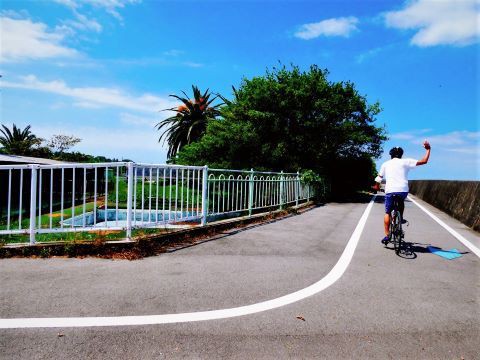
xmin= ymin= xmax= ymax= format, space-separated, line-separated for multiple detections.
xmin=390 ymin=132 xmax=416 ymax=141
xmin=0 ymin=9 xmax=30 ymax=19
xmin=34 ymin=124 xmax=167 ymax=162
xmin=389 ymin=129 xmax=479 ymax=152
xmin=0 ymin=16 xmax=78 ymax=62
xmin=390 ymin=128 xmax=432 ymax=141
xmin=424 ymin=131 xmax=479 ymax=147
xmin=163 ymin=49 xmax=184 ymax=57
xmin=448 ymin=147 xmax=479 ymax=155
xmin=68 ymin=126 xmax=162 ymax=152
xmin=73 ymin=101 xmax=104 ymax=109
xmin=294 ymin=16 xmax=359 ymax=40
xmin=65 ymin=11 xmax=102 ymax=33
xmin=54 ymin=0 xmax=140 ymax=22
xmin=106 ymin=57 xmax=169 ymax=66
xmin=53 ymin=0 xmax=78 ymax=8
xmin=384 ymin=0 xmax=479 ymax=47
xmin=49 ymin=0 xmax=140 ymax=43
xmin=1 ymin=74 xmax=178 ymax=113
xmin=86 ymin=0 xmax=141 ymax=21
xmin=120 ymin=113 xmax=159 ymax=127
xmin=49 ymin=102 xmax=68 ymax=110
xmin=183 ymin=61 xmax=204 ymax=68
xmin=356 ymin=47 xmax=383 ymax=64
xmin=104 ymin=57 xmax=205 ymax=68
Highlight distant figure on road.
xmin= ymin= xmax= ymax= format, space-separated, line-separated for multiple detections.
xmin=374 ymin=140 xmax=431 ymax=244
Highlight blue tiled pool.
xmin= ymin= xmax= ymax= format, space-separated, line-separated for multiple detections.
xmin=62 ymin=209 xmax=198 ymax=227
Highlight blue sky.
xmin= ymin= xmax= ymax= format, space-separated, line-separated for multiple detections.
xmin=1 ymin=0 xmax=478 ymax=179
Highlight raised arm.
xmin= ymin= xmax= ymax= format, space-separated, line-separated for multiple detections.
xmin=416 ymin=140 xmax=431 ymax=166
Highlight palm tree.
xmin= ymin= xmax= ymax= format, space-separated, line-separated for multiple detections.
xmin=0 ymin=124 xmax=41 ymax=155
xmin=156 ymin=85 xmax=223 ymax=159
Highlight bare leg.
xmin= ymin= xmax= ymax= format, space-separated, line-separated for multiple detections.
xmin=384 ymin=213 xmax=390 ymax=236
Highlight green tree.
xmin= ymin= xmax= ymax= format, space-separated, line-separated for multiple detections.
xmin=156 ymin=85 xmax=223 ymax=159
xmin=176 ymin=65 xmax=387 ymax=194
xmin=0 ymin=124 xmax=43 ymax=156
xmin=47 ymin=134 xmax=81 ymax=153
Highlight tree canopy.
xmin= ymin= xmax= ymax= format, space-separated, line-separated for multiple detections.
xmin=175 ymin=65 xmax=387 ymax=194
xmin=47 ymin=134 xmax=81 ymax=153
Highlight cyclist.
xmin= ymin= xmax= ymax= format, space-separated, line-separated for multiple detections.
xmin=374 ymin=140 xmax=431 ymax=244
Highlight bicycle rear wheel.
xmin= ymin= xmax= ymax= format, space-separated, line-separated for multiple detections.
xmin=391 ymin=210 xmax=402 ymax=254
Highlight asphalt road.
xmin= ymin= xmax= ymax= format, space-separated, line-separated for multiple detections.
xmin=0 ymin=195 xmax=478 ymax=359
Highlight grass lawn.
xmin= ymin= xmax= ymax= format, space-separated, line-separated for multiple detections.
xmin=0 ymin=202 xmax=97 ymax=231
xmin=111 ymin=177 xmax=201 ymax=208
xmin=0 ymin=227 xmax=169 ymax=244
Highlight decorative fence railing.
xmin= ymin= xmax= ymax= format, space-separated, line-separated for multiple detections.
xmin=0 ymin=162 xmax=316 ymax=244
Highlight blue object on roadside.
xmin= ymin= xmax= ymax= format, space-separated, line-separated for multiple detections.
xmin=427 ymin=246 xmax=462 ymax=260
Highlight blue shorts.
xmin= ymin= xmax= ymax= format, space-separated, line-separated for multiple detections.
xmin=385 ymin=192 xmax=408 ymax=214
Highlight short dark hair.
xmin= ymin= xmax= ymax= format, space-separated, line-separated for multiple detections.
xmin=389 ymin=147 xmax=404 ymax=159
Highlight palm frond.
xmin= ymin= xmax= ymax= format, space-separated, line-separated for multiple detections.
xmin=156 ymin=85 xmax=224 ymax=159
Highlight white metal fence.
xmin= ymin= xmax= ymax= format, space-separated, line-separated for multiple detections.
xmin=0 ymin=162 xmax=316 ymax=244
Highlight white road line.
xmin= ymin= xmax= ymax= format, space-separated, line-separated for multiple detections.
xmin=0 ymin=197 xmax=376 ymax=329
xmin=409 ymin=196 xmax=480 ymax=258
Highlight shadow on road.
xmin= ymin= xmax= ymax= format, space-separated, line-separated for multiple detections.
xmin=331 ymin=192 xmax=375 ymax=204
xmin=383 ymin=241 xmax=470 ymax=260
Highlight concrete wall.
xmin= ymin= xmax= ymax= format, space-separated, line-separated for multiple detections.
xmin=409 ymin=180 xmax=480 ymax=232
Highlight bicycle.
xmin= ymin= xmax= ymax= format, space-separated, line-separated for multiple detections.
xmin=387 ymin=194 xmax=405 ymax=255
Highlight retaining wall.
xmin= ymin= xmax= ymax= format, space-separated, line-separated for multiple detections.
xmin=409 ymin=180 xmax=480 ymax=232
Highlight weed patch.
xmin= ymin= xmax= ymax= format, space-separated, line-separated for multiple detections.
xmin=39 ymin=247 xmax=51 ymax=258
xmin=63 ymin=243 xmax=76 ymax=257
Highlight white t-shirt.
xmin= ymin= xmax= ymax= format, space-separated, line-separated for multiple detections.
xmin=379 ymin=158 xmax=418 ymax=194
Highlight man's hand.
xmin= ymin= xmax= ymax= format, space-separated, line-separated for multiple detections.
xmin=423 ymin=139 xmax=431 ymax=150
xmin=417 ymin=139 xmax=431 ymax=166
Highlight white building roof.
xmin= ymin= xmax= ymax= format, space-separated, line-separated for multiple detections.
xmin=0 ymin=154 xmax=66 ymax=165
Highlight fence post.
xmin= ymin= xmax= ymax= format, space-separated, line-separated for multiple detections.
xmin=248 ymin=168 xmax=254 ymax=217
xmin=279 ymin=170 xmax=284 ymax=210
xmin=201 ymin=165 xmax=208 ymax=226
xmin=29 ymin=165 xmax=38 ymax=245
xmin=295 ymin=171 xmax=299 ymax=208
xmin=126 ymin=162 xmax=134 ymax=239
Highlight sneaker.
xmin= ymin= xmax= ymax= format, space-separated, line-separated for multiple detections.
xmin=401 ymin=218 xmax=408 ymax=225
xmin=381 ymin=236 xmax=390 ymax=245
